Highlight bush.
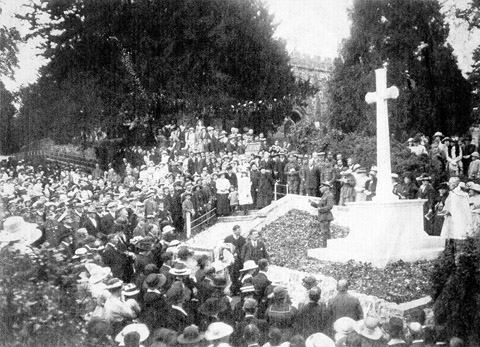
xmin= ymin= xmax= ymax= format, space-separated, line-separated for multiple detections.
xmin=289 ymin=121 xmax=430 ymax=175
xmin=0 ymin=246 xmax=97 ymax=347
xmin=430 ymin=237 xmax=480 ymax=345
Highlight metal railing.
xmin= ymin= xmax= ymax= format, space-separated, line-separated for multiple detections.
xmin=14 ymin=149 xmax=96 ymax=170
xmin=273 ymin=183 xmax=289 ymax=200
xmin=185 ymin=207 xmax=217 ymax=238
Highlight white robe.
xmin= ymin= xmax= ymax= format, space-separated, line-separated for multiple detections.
xmin=441 ymin=187 xmax=472 ymax=239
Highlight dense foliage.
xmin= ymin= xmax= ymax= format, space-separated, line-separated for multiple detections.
xmin=0 ymin=6 xmax=20 ymax=78
xmin=0 ymin=81 xmax=17 ymax=154
xmin=261 ymin=209 xmax=432 ymax=303
xmin=431 ymin=237 xmax=480 ymax=345
xmin=328 ymin=0 xmax=472 ymax=138
xmin=0 ymin=246 xmax=93 ymax=347
xmin=289 ymin=121 xmax=430 ymax=175
xmin=13 ymin=0 xmax=314 ymax=148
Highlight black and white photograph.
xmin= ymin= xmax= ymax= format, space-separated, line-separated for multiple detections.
xmin=1 ymin=0 xmax=480 ymax=346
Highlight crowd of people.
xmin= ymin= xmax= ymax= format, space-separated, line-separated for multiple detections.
xmin=0 ymin=125 xmax=477 ymax=347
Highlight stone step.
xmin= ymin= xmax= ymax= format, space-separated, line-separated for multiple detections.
xmin=218 ymin=214 xmax=259 ymax=223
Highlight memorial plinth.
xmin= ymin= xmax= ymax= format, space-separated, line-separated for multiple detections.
xmin=308 ymin=199 xmax=445 ymax=268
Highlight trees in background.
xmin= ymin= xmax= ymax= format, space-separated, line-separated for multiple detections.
xmin=328 ymin=0 xmax=472 ymax=139
xmin=14 ymin=0 xmax=314 ymax=147
xmin=0 ymin=5 xmax=20 ymax=154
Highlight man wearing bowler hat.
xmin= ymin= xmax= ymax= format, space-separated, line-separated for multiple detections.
xmin=309 ymin=182 xmax=334 ymax=248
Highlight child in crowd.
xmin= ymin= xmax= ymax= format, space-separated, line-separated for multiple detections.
xmin=228 ymin=186 xmax=239 ymax=213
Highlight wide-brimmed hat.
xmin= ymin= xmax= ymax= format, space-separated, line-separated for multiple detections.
xmin=240 ymin=260 xmax=258 ymax=272
xmin=204 ymin=322 xmax=233 ymax=341
xmin=0 ymin=216 xmax=42 ymax=244
xmin=212 ymin=275 xmax=228 ymax=288
xmin=162 ymin=225 xmax=175 ymax=234
xmin=177 ymin=325 xmax=205 ymax=344
xmin=305 ymin=333 xmax=335 ymax=347
xmin=198 ymin=297 xmax=228 ymax=316
xmin=354 ymin=316 xmax=383 ymax=340
xmin=270 ymin=286 xmax=287 ymax=300
xmin=333 ymin=317 xmax=356 ymax=335
xmin=106 ymin=277 xmax=123 ymax=290
xmin=72 ymin=247 xmax=88 ymax=259
xmin=169 ymin=262 xmax=191 ymax=276
xmin=88 ymin=266 xmax=111 ymax=284
xmin=178 ymin=246 xmax=194 ymax=258
xmin=472 ymin=151 xmax=480 ymax=158
xmin=115 ymin=323 xmax=150 ymax=346
xmin=441 ymin=137 xmax=452 ymax=143
xmin=433 ymin=131 xmax=444 ymax=138
xmin=123 ymin=283 xmax=140 ymax=296
xmin=470 ymin=183 xmax=480 ymax=193
xmin=145 ymin=273 xmax=167 ymax=289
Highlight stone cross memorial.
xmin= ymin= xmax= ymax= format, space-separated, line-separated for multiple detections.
xmin=308 ymin=67 xmax=445 ymax=268
xmin=365 ymin=68 xmax=399 ymax=202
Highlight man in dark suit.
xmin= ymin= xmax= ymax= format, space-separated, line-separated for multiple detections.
xmin=81 ymin=206 xmax=101 ymax=237
xmin=100 ymin=201 xmax=117 ymax=235
xmin=306 ymin=160 xmax=321 ymax=197
xmin=252 ymin=259 xmax=271 ymax=318
xmin=241 ymin=230 xmax=269 ymax=263
xmin=293 ymin=287 xmax=329 ymax=338
xmin=231 ymin=298 xmax=269 ymax=347
xmin=142 ymin=273 xmax=168 ymax=331
xmin=224 ymin=225 xmax=246 ymax=295
xmin=102 ymin=234 xmax=134 ymax=283
xmin=327 ymin=279 xmax=363 ymax=325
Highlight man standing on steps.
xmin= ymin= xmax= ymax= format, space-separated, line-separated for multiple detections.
xmin=241 ymin=229 xmax=269 ymax=263
xmin=224 ymin=224 xmax=246 ymax=295
xmin=309 ymin=182 xmax=334 ymax=248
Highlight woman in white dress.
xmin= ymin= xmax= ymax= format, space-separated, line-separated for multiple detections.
xmin=238 ymin=170 xmax=253 ymax=215
xmin=441 ymin=177 xmax=473 ymax=245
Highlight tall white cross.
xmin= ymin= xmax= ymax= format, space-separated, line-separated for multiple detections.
xmin=365 ymin=67 xmax=399 ymax=202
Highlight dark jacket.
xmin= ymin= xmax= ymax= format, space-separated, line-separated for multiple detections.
xmin=327 ymin=291 xmax=363 ymax=324
xmin=142 ymin=290 xmax=167 ymax=330
xmin=241 ymin=240 xmax=269 ymax=263
xmin=311 ymin=192 xmax=334 ymax=222
xmin=293 ymin=301 xmax=329 ymax=338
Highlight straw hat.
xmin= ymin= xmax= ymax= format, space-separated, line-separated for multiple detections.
xmin=177 ymin=325 xmax=205 ymax=344
xmin=354 ymin=316 xmax=383 ymax=340
xmin=169 ymin=262 xmax=191 ymax=276
xmin=204 ymin=322 xmax=233 ymax=341
xmin=115 ymin=323 xmax=150 ymax=346
xmin=106 ymin=278 xmax=123 ymax=290
xmin=0 ymin=216 xmax=42 ymax=245
xmin=240 ymin=260 xmax=258 ymax=272
xmin=162 ymin=225 xmax=175 ymax=234
xmin=305 ymin=333 xmax=335 ymax=347
xmin=240 ymin=285 xmax=255 ymax=294
xmin=123 ymin=283 xmax=140 ymax=296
